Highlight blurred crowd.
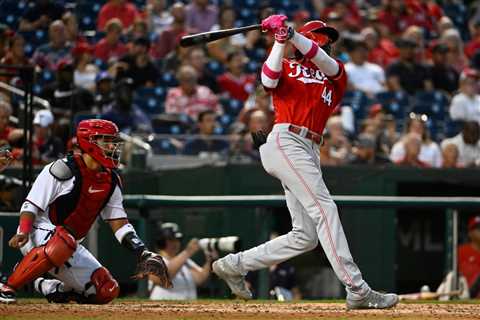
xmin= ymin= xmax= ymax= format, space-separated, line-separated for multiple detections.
xmin=0 ymin=0 xmax=479 ymax=168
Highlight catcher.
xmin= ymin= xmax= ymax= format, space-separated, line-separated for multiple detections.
xmin=0 ymin=119 xmax=171 ymax=304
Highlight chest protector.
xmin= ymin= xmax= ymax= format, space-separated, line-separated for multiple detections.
xmin=49 ymin=154 xmax=118 ymax=239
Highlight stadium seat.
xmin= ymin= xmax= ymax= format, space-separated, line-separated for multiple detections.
xmin=221 ymin=98 xmax=243 ymax=117
xmin=134 ymin=87 xmax=164 ymax=115
xmin=412 ymin=91 xmax=449 ymax=121
xmin=444 ymin=119 xmax=464 ymax=138
xmin=443 ymin=3 xmax=469 ymax=40
xmin=159 ymin=72 xmax=178 ymax=87
xmin=149 ymin=138 xmax=178 ymax=155
xmin=341 ymin=90 xmax=372 ymax=122
xmin=151 ymin=113 xmax=191 ymax=134
xmin=374 ymin=91 xmax=410 ymax=122
xmin=206 ymin=60 xmax=225 ymax=76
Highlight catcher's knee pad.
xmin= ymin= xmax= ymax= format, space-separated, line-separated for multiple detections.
xmin=8 ymin=226 xmax=77 ymax=289
xmin=89 ymin=267 xmax=119 ymax=304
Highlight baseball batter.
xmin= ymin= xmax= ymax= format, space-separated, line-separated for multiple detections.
xmin=213 ymin=15 xmax=399 ymax=309
xmin=0 ymin=119 xmax=170 ymax=304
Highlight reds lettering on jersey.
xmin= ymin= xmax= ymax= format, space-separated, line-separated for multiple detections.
xmin=49 ymin=154 xmax=117 ymax=239
xmin=270 ymin=59 xmax=347 ymax=134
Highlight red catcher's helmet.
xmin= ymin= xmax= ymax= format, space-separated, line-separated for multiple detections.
xmin=298 ymin=20 xmax=339 ymax=46
xmin=76 ymin=119 xmax=123 ymax=169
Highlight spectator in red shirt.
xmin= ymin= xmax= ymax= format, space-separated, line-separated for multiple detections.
xmin=393 ymin=133 xmax=429 ymax=167
xmin=321 ymin=0 xmax=361 ymax=32
xmin=97 ymin=0 xmax=140 ymax=31
xmin=0 ymin=100 xmax=23 ymax=147
xmin=459 ymin=216 xmax=480 ymax=298
xmin=0 ymin=34 xmax=32 ymax=84
xmin=217 ymin=51 xmax=256 ymax=102
xmin=150 ymin=2 xmax=188 ymax=60
xmin=361 ymin=27 xmax=398 ymax=68
xmin=94 ymin=18 xmax=128 ymax=63
xmin=465 ymin=21 xmax=480 ymax=59
xmin=165 ymin=65 xmax=221 ymax=120
xmin=378 ymin=0 xmax=412 ymax=36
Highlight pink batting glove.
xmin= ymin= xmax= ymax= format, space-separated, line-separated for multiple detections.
xmin=261 ymin=14 xmax=288 ymax=33
xmin=274 ymin=26 xmax=293 ymax=43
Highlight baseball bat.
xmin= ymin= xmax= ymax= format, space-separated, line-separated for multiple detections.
xmin=399 ymin=290 xmax=461 ymax=301
xmin=180 ymin=24 xmax=262 ymax=47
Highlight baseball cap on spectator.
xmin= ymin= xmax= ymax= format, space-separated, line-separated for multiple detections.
xmin=468 ymin=216 xmax=480 ymax=231
xmin=460 ymin=68 xmax=479 ymax=81
xmin=72 ymin=42 xmax=94 ymax=58
xmin=95 ymin=71 xmax=113 ymax=83
xmin=368 ymin=103 xmax=384 ymax=118
xmin=33 ymin=109 xmax=54 ymax=128
xmin=56 ymin=59 xmax=74 ymax=71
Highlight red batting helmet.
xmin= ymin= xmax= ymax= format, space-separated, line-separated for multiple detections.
xmin=76 ymin=119 xmax=123 ymax=169
xmin=298 ymin=20 xmax=339 ymax=46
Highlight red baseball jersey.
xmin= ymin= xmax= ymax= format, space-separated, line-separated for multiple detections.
xmin=269 ymin=59 xmax=347 ymax=135
xmin=458 ymin=243 xmax=480 ymax=296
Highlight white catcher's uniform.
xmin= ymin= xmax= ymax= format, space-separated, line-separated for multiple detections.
xmin=20 ymin=162 xmax=127 ymax=296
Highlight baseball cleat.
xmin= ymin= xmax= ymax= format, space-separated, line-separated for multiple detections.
xmin=0 ymin=283 xmax=16 ymax=304
xmin=346 ymin=289 xmax=399 ymax=310
xmin=212 ymin=259 xmax=252 ymax=300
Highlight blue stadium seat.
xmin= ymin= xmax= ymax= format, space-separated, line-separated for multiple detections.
xmin=444 ymin=120 xmax=463 ymax=138
xmin=341 ymin=90 xmax=371 ymax=121
xmin=412 ymin=91 xmax=449 ymax=121
xmin=150 ymin=139 xmax=178 ymax=155
xmin=206 ymin=60 xmax=225 ymax=76
xmin=159 ymin=72 xmax=178 ymax=87
xmin=19 ymin=30 xmax=48 ymax=56
xmin=134 ymin=87 xmax=164 ymax=114
xmin=375 ymin=90 xmax=410 ymax=121
xmin=221 ymin=98 xmax=243 ymax=117
xmin=443 ymin=3 xmax=469 ymax=40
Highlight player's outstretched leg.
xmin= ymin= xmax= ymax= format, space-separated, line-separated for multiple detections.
xmin=212 ymin=259 xmax=252 ymax=300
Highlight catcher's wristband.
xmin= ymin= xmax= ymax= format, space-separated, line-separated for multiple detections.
xmin=18 ymin=214 xmax=33 ymax=235
xmin=115 ymin=223 xmax=145 ymax=257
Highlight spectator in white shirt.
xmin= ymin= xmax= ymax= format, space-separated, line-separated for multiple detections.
xmin=345 ymin=39 xmax=385 ymax=98
xmin=149 ymin=223 xmax=214 ymax=300
xmin=390 ymin=113 xmax=442 ymax=167
xmin=449 ymin=68 xmax=480 ymax=124
xmin=441 ymin=121 xmax=480 ymax=167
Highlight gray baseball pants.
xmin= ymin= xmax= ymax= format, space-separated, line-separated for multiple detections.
xmin=225 ymin=124 xmax=370 ymax=298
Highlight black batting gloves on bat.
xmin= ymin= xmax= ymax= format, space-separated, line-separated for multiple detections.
xmin=251 ymin=130 xmax=268 ymax=150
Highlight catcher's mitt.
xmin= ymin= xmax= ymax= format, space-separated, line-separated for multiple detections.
xmin=133 ymin=250 xmax=172 ymax=288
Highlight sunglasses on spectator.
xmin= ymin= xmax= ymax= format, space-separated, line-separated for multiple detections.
xmin=409 ymin=112 xmax=428 ymax=122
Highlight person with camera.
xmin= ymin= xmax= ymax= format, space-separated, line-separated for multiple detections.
xmin=149 ymin=223 xmax=215 ymax=300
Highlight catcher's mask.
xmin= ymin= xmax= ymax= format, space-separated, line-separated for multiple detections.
xmin=76 ymin=119 xmax=123 ymax=169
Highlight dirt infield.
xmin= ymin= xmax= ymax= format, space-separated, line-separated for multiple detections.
xmin=1 ymin=299 xmax=480 ymax=320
